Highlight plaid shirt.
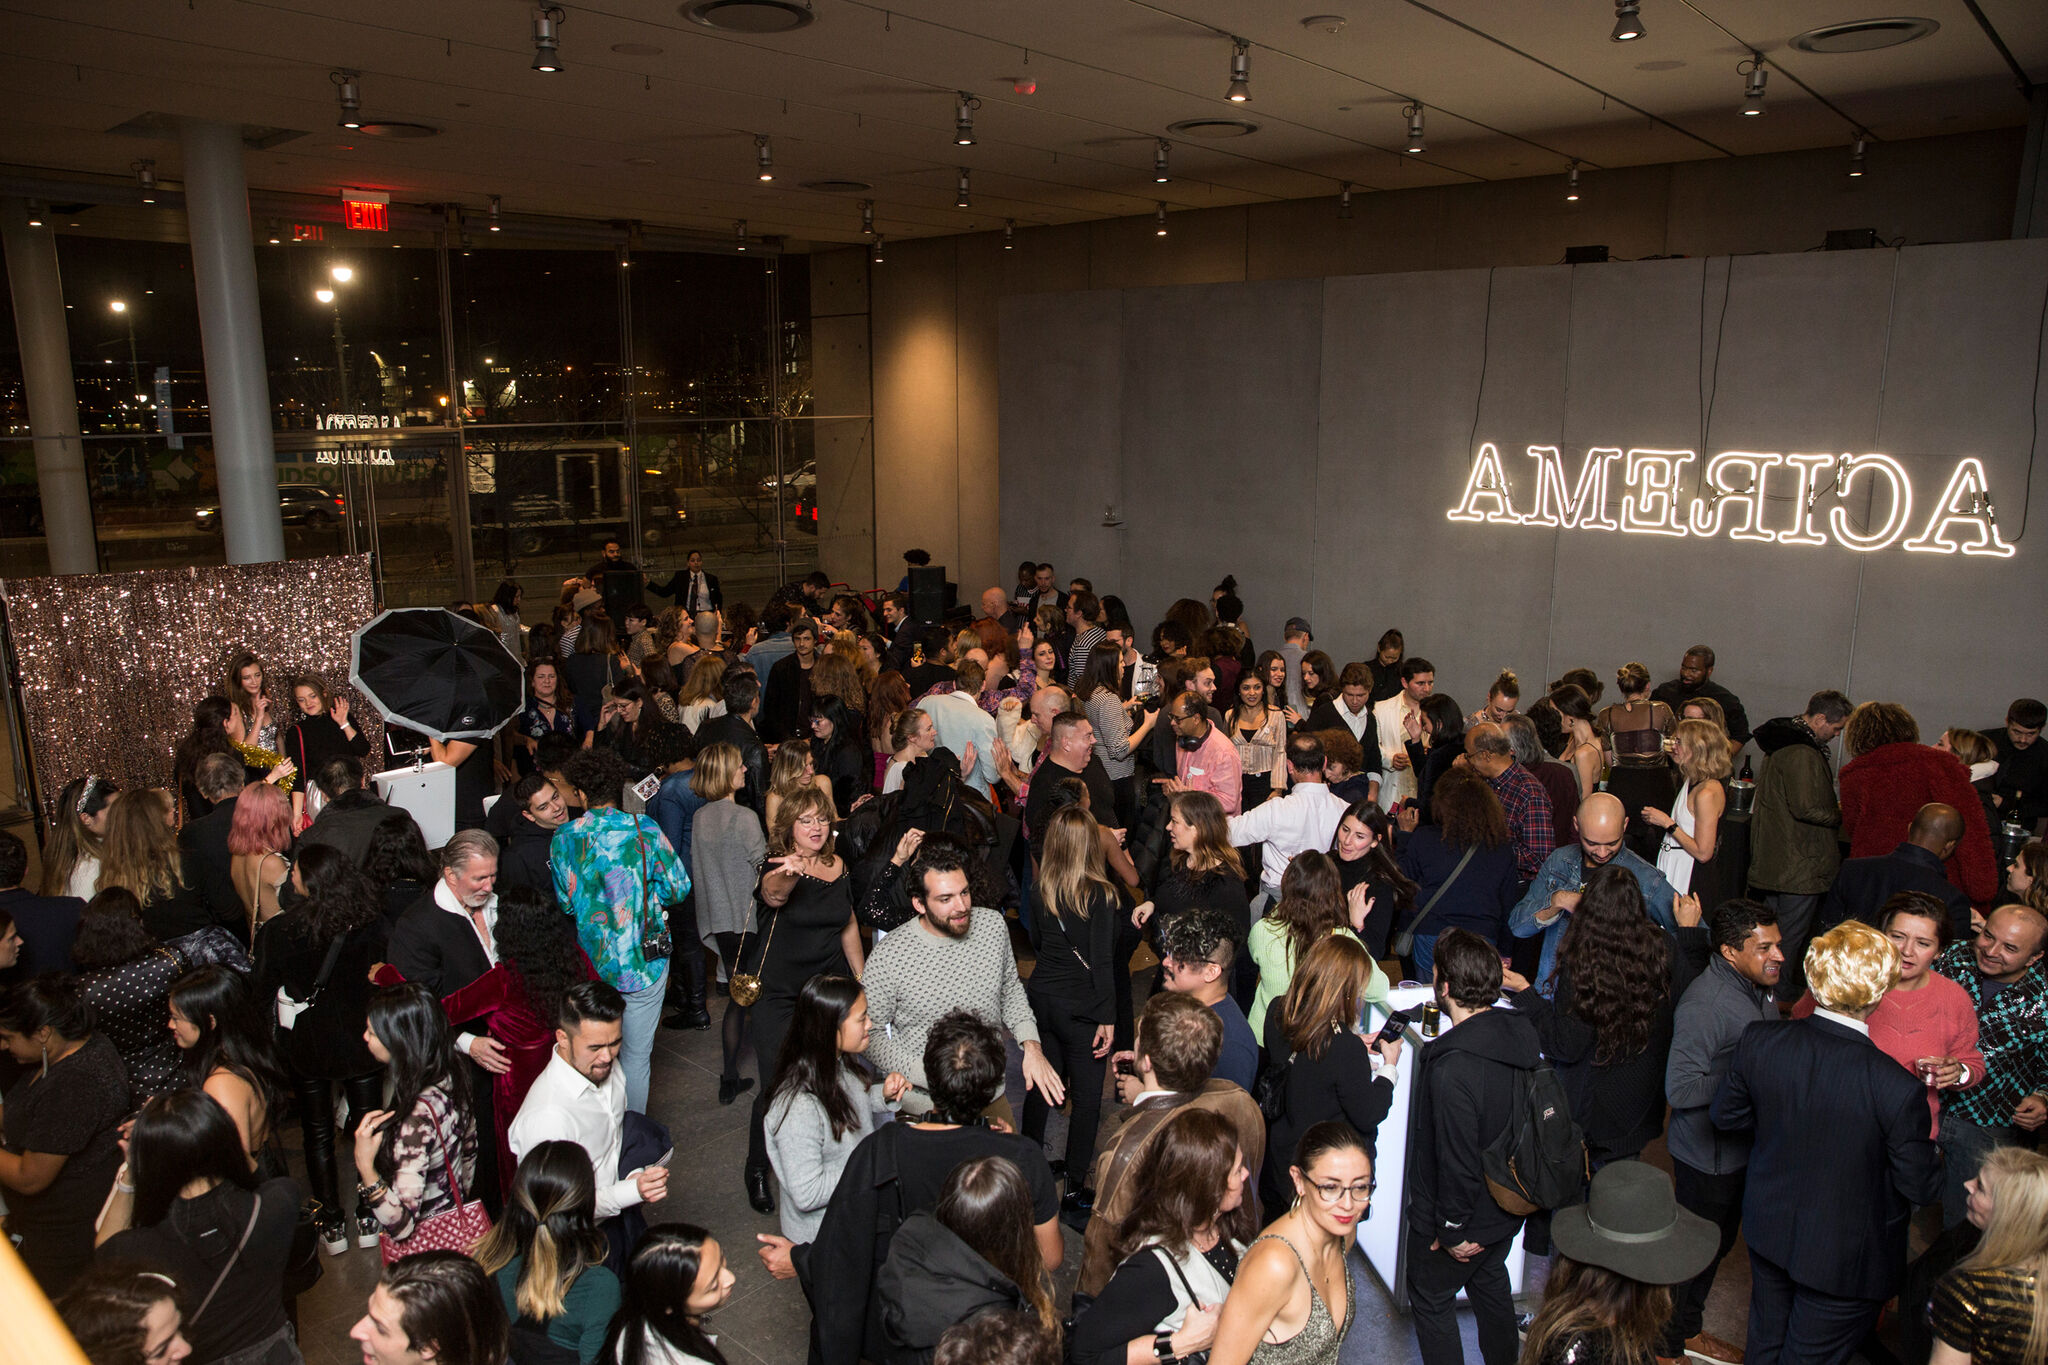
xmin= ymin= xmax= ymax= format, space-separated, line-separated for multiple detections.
xmin=1486 ymin=762 xmax=1557 ymax=880
xmin=1936 ymin=942 xmax=2048 ymax=1128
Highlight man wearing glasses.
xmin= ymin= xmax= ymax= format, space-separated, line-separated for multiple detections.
xmin=1408 ymin=927 xmax=1545 ymax=1365
xmin=1155 ymin=691 xmax=1242 ymax=816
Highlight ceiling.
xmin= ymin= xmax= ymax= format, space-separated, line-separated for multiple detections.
xmin=1 ymin=0 xmax=2042 ymax=251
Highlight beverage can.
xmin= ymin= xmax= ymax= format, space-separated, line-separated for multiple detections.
xmin=1421 ymin=1002 xmax=1441 ymax=1038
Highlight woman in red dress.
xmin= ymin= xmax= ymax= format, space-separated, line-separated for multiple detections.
xmin=438 ymin=887 xmax=596 ymax=1195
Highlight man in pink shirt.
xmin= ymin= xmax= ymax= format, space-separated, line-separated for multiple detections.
xmin=1158 ymin=691 xmax=1242 ymax=815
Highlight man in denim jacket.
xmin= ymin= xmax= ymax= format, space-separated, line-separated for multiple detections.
xmin=1509 ymin=791 xmax=1678 ymax=993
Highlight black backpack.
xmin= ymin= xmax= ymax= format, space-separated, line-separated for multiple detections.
xmin=1481 ymin=1061 xmax=1588 ymax=1215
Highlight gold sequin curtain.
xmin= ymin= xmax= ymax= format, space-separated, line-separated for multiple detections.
xmin=0 ymin=555 xmax=383 ymax=824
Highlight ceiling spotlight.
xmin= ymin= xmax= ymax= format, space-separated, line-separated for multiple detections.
xmin=870 ymin=236 xmax=885 ymax=264
xmin=1226 ymin=37 xmax=1251 ymax=103
xmin=860 ymin=199 xmax=874 ymax=235
xmin=954 ymin=92 xmax=979 ymax=147
xmin=956 ymin=167 xmax=971 ymax=209
xmin=134 ymin=160 xmax=157 ymax=203
xmin=1404 ymin=102 xmax=1426 ymax=154
xmin=1338 ymin=183 xmax=1353 ymax=219
xmin=735 ymin=219 xmax=748 ymax=252
xmin=532 ymin=6 xmax=565 ymax=73
xmin=1155 ymin=202 xmax=1168 ymax=236
xmin=266 ymin=219 xmax=283 ymax=245
xmin=332 ymin=69 xmax=363 ymax=128
xmin=1739 ymin=55 xmax=1767 ymax=115
xmin=24 ymin=202 xmax=42 ymax=227
xmin=488 ymin=195 xmax=502 ymax=230
xmin=1848 ymin=135 xmax=1867 ymax=177
xmin=1003 ymin=219 xmax=1015 ymax=249
xmin=1154 ymin=139 xmax=1171 ymax=183
xmin=1611 ymin=1 xmax=1644 ymax=42
xmin=1566 ymin=161 xmax=1581 ymax=201
xmin=756 ymin=134 xmax=774 ymax=181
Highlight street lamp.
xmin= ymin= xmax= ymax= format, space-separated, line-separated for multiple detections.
xmin=109 ymin=300 xmax=143 ymax=405
xmin=316 ymin=270 xmax=356 ymax=412
xmin=330 ymin=265 xmax=354 ymax=283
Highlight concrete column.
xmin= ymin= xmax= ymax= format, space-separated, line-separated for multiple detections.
xmin=0 ymin=198 xmax=99 ymax=575
xmin=179 ymin=118 xmax=284 ymax=563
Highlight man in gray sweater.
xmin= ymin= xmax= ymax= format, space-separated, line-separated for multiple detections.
xmin=862 ymin=839 xmax=1065 ymax=1119
xmin=1659 ymin=897 xmax=1785 ymax=1365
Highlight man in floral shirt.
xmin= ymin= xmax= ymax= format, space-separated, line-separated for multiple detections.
xmin=552 ymin=748 xmax=689 ymax=1114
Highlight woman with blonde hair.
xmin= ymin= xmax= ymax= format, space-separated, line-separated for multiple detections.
xmin=810 ymin=649 xmax=868 ymax=716
xmin=1930 ymin=1146 xmax=2048 ymax=1365
xmin=766 ymin=738 xmax=831 ymax=830
xmin=674 ymin=652 xmax=728 ymax=731
xmin=689 ymin=743 xmax=765 ymax=1107
xmin=475 ymin=1141 xmax=620 ymax=1365
xmin=99 ymin=788 xmax=210 ymax=945
xmin=1644 ymin=718 xmax=1731 ymax=897
xmin=1260 ymin=936 xmax=1400 ymax=1211
xmin=1022 ymin=804 xmax=1120 ymax=1193
xmin=227 ymin=779 xmax=293 ymax=932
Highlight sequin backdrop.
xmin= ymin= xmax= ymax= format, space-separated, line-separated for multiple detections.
xmin=0 ymin=555 xmax=383 ymax=824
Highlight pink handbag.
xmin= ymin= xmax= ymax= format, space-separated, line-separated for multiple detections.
xmin=378 ymin=1105 xmax=492 ymax=1263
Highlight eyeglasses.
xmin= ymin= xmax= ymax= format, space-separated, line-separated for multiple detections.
xmin=1305 ymin=1179 xmax=1376 ymax=1205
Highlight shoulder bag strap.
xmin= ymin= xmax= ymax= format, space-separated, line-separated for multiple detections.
xmin=191 ymin=1196 xmax=262 ymax=1324
xmin=302 ymin=933 xmax=348 ymax=1005
xmin=1403 ymin=844 xmax=1479 ymax=943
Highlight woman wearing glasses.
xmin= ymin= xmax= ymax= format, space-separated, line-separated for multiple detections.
xmin=1208 ymin=1121 xmax=1368 ymax=1365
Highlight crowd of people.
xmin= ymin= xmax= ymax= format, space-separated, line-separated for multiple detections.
xmin=6 ymin=548 xmax=2048 ymax=1365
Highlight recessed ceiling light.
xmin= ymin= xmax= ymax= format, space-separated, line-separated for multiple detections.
xmin=1790 ymin=17 xmax=1939 ymax=52
xmin=680 ymin=0 xmax=815 ymax=33
xmin=1301 ymin=14 xmax=1346 ymax=34
xmin=611 ymin=42 xmax=665 ymax=55
xmin=1166 ymin=118 xmax=1260 ymax=139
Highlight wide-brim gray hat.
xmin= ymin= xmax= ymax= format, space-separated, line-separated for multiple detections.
xmin=1549 ymin=1160 xmax=1719 ymax=1285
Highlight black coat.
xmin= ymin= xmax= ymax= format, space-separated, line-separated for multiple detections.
xmin=298 ymin=790 xmax=408 ymax=867
xmin=1710 ymin=1015 xmax=1941 ymax=1300
xmin=874 ymin=1212 xmax=1025 ymax=1364
xmin=650 ymin=567 xmax=721 ymax=613
xmin=1817 ymin=842 xmax=1973 ymax=942
xmin=177 ymin=794 xmax=240 ymax=931
xmin=1408 ymin=1005 xmax=1544 ymax=1248
xmin=759 ymin=652 xmax=812 ymax=746
xmin=388 ymin=889 xmax=492 ymax=1014
xmin=695 ymin=712 xmax=770 ymax=818
xmin=497 ymin=817 xmax=558 ymax=904
xmin=251 ymin=909 xmax=387 ymax=1080
xmin=0 ymin=886 xmax=83 ymax=979
xmin=1303 ymin=700 xmax=1382 ymax=775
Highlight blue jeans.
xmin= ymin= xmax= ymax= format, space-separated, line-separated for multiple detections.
xmin=1410 ymin=932 xmax=1441 ymax=984
xmin=620 ymin=962 xmax=669 ymax=1114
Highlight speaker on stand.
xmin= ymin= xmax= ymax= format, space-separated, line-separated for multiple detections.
xmin=907 ymin=566 xmax=955 ymax=626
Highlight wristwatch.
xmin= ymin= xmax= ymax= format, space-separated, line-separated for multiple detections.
xmin=1153 ymin=1330 xmax=1177 ymax=1362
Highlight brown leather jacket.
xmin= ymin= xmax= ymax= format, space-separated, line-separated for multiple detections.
xmin=1077 ymin=1078 xmax=1266 ymax=1297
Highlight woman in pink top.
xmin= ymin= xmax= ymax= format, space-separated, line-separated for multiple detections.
xmin=1794 ymin=890 xmax=1984 ymax=1136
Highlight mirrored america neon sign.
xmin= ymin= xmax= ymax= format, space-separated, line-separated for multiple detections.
xmin=1446 ymin=444 xmax=2014 ymax=557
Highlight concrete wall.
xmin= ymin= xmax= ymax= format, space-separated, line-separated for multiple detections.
xmin=812 ymin=128 xmax=2027 ymax=600
xmin=996 ymin=237 xmax=2048 ymax=736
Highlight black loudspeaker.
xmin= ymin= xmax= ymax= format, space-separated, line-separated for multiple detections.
xmin=908 ymin=566 xmax=954 ymax=625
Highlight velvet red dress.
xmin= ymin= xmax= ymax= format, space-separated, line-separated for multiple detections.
xmin=439 ymin=952 xmax=597 ymax=1196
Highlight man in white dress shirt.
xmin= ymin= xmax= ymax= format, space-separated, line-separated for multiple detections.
xmin=1226 ymin=732 xmax=1351 ymax=901
xmin=1373 ymin=656 xmax=1437 ymax=810
xmin=509 ymin=979 xmax=671 ymax=1266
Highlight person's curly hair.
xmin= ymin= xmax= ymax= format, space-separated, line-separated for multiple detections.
xmin=1843 ymin=701 xmax=1921 ymax=758
xmin=1552 ymin=864 xmax=1672 ymax=1065
xmin=493 ymin=888 xmax=587 ymax=1030
xmin=1431 ymin=768 xmax=1508 ymax=851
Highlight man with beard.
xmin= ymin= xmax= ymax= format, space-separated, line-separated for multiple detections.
xmin=1509 ymin=791 xmax=1679 ymax=996
xmin=860 ymin=839 xmax=1063 ymax=1122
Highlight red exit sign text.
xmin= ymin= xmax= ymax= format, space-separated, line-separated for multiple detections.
xmin=340 ymin=188 xmax=391 ymax=233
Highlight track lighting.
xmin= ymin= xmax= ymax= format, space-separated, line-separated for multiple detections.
xmin=870 ymin=236 xmax=885 ymax=264
xmin=25 ymin=202 xmax=43 ymax=227
xmin=1226 ymin=37 xmax=1251 ymax=103
xmin=1848 ymin=136 xmax=1866 ymax=178
xmin=1739 ymin=56 xmax=1767 ymax=115
xmin=1566 ymin=162 xmax=1580 ymax=201
xmin=532 ymin=6 xmax=564 ymax=73
xmin=332 ymin=70 xmax=363 ymax=129
xmin=1404 ymin=103 xmax=1426 ymax=154
xmin=954 ymin=92 xmax=979 ymax=147
xmin=1003 ymin=219 xmax=1015 ymax=249
xmin=956 ymin=167 xmax=971 ymax=209
xmin=1611 ymin=1 xmax=1644 ymax=42
xmin=735 ymin=219 xmax=748 ymax=252
xmin=1338 ymin=183 xmax=1352 ymax=220
xmin=859 ymin=199 xmax=874 ymax=235
xmin=756 ymin=134 xmax=774 ymax=182
xmin=1155 ymin=202 xmax=1168 ymax=236
xmin=135 ymin=160 xmax=157 ymax=204
xmin=488 ymin=195 xmax=502 ymax=230
xmin=266 ymin=219 xmax=283 ymax=245
xmin=1154 ymin=139 xmax=1172 ymax=184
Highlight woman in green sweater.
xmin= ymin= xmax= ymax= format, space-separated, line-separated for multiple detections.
xmin=1246 ymin=851 xmax=1388 ymax=1045
xmin=476 ymin=1141 xmax=622 ymax=1365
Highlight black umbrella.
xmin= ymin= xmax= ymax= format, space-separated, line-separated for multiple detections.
xmin=350 ymin=608 xmax=525 ymax=741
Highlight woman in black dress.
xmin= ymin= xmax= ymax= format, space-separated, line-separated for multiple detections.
xmin=807 ymin=695 xmax=871 ymax=816
xmin=284 ymin=671 xmax=370 ymax=830
xmin=1328 ymin=800 xmax=1417 ymax=960
xmin=72 ymin=888 xmax=189 ymax=1102
xmin=1137 ymin=790 xmax=1252 ymax=1005
xmin=744 ymin=784 xmax=863 ymax=1213
xmin=1021 ymin=804 xmax=1119 ymax=1195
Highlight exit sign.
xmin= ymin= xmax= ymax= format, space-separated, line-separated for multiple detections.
xmin=341 ymin=188 xmax=390 ymax=232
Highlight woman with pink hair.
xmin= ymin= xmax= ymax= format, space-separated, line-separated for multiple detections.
xmin=228 ymin=780 xmax=293 ymax=933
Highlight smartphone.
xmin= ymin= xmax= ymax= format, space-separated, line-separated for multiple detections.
xmin=1373 ymin=1009 xmax=1411 ymax=1047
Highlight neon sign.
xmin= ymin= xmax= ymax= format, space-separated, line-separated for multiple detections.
xmin=1446 ymin=444 xmax=2014 ymax=557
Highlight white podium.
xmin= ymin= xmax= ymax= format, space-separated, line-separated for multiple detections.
xmin=373 ymin=760 xmax=457 ymax=852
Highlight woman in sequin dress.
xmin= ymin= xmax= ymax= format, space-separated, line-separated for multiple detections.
xmin=221 ymin=651 xmax=281 ymax=754
xmin=1208 ymin=1121 xmax=1361 ymax=1365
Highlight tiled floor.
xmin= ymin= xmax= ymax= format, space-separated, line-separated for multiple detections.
xmin=283 ymin=981 xmax=1808 ymax=1365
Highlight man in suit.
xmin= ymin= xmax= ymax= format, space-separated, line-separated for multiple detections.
xmin=297 ymin=755 xmax=412 ymax=865
xmin=879 ymin=591 xmax=918 ymax=674
xmin=388 ymin=828 xmax=510 ymax=1213
xmin=0 ymin=829 xmax=82 ymax=979
xmin=652 ymin=549 xmax=721 ymax=617
xmin=694 ymin=669 xmax=770 ymax=817
xmin=1817 ymin=802 xmax=1973 ymax=940
xmin=1710 ymin=921 xmax=1943 ymax=1365
xmin=176 ymin=754 xmax=245 ymax=933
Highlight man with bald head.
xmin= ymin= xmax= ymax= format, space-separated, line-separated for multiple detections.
xmin=980 ymin=585 xmax=1028 ymax=634
xmin=1818 ymin=802 xmax=1973 ymax=940
xmin=1463 ymin=722 xmax=1555 ymax=881
xmin=1509 ymin=791 xmax=1681 ymax=994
